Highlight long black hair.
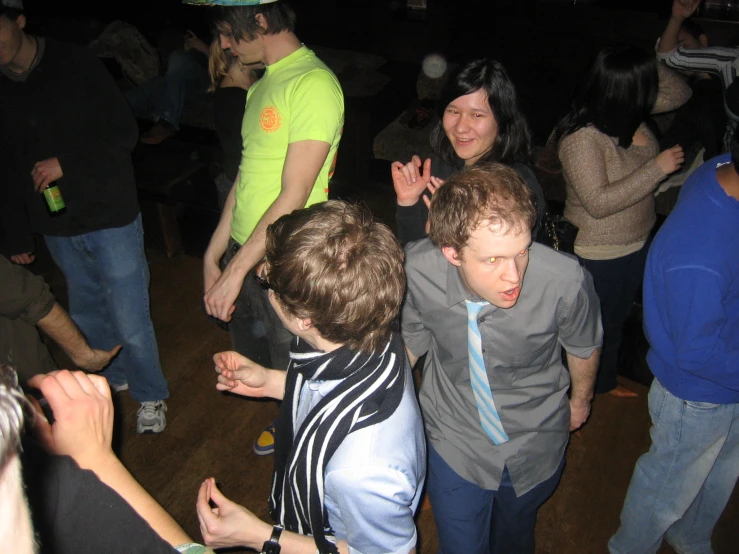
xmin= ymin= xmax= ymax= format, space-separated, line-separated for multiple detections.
xmin=555 ymin=45 xmax=659 ymax=148
xmin=430 ymin=59 xmax=533 ymax=166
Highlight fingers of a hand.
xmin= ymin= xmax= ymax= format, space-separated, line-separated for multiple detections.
xmin=216 ymin=374 xmax=236 ymax=389
xmin=87 ymin=373 xmax=113 ymax=399
xmin=108 ymin=345 xmax=123 ymax=358
xmin=421 ymin=157 xmax=432 ymax=178
xmin=411 ymin=155 xmax=422 ymax=168
xmin=69 ymin=371 xmax=99 ymax=395
xmin=422 ymin=195 xmax=432 ymax=209
xmin=401 ymin=164 xmax=416 ymax=184
xmin=29 ymin=372 xmax=73 ymax=407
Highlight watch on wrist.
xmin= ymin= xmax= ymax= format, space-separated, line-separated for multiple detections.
xmin=261 ymin=525 xmax=283 ymax=554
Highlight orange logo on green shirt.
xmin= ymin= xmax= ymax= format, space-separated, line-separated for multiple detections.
xmin=260 ymin=106 xmax=282 ymax=133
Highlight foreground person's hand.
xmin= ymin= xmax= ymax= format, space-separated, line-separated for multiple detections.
xmin=197 ymin=477 xmax=270 ymax=550
xmin=28 ymin=370 xmax=114 ymax=469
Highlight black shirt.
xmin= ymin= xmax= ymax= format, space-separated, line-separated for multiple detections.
xmin=0 ymin=38 xmax=139 ymax=254
xmin=213 ymin=86 xmax=247 ymax=183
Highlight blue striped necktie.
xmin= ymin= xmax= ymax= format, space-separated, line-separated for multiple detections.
xmin=466 ymin=300 xmax=509 ymax=445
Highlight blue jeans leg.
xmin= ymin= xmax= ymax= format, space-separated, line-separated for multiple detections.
xmin=608 ymin=379 xmax=739 ymax=554
xmin=44 ymin=215 xmax=169 ymax=402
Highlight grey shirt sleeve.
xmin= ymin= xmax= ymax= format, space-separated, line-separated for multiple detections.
xmin=557 ymin=263 xmax=603 ymax=359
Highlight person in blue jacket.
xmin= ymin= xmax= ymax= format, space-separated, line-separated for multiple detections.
xmin=609 ymin=141 xmax=739 ymax=554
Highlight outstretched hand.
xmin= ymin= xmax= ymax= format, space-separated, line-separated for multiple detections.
xmin=196 ymin=477 xmax=270 ymax=550
xmin=214 ymin=351 xmax=272 ymax=398
xmin=392 ymin=156 xmax=433 ymax=207
xmin=72 ymin=344 xmax=122 ymax=372
xmin=27 ymin=370 xmax=114 ymax=469
xmin=672 ymin=0 xmax=700 ymax=20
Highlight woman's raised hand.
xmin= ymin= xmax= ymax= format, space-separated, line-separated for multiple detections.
xmin=655 ymin=145 xmax=685 ymax=175
xmin=392 ymin=155 xmax=433 ymax=206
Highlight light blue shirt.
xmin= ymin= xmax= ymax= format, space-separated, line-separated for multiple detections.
xmin=295 ymin=362 xmax=426 ymax=554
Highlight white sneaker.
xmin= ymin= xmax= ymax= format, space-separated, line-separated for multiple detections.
xmin=137 ymin=401 xmax=167 ymax=434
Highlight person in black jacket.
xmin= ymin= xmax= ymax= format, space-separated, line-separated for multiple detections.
xmin=392 ymin=59 xmax=546 ymax=244
xmin=0 ymin=1 xmax=169 ymax=433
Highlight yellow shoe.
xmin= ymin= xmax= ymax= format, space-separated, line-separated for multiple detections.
xmin=253 ymin=420 xmax=276 ymax=456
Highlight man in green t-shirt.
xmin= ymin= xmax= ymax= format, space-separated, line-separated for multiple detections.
xmin=188 ymin=0 xmax=344 ymax=455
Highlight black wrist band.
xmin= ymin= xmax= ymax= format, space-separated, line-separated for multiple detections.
xmin=261 ymin=526 xmax=283 ymax=554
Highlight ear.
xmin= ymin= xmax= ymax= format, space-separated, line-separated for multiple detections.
xmin=17 ymin=14 xmax=26 ymax=30
xmin=441 ymin=246 xmax=463 ymax=267
xmin=254 ymin=13 xmax=268 ymax=32
xmin=296 ymin=317 xmax=313 ymax=332
xmin=699 ymin=34 xmax=709 ymax=48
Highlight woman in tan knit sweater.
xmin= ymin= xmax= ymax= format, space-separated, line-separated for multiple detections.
xmin=556 ymin=45 xmax=691 ymax=397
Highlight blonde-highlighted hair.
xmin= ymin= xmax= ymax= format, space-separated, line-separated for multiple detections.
xmin=265 ymin=201 xmax=405 ymax=354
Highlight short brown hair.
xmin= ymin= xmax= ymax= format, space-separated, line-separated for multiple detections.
xmin=428 ymin=163 xmax=536 ymax=252
xmin=211 ymin=2 xmax=296 ymax=43
xmin=265 ymin=201 xmax=405 ymax=354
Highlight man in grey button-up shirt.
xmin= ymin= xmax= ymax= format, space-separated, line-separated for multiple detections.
xmin=402 ymin=164 xmax=602 ymax=554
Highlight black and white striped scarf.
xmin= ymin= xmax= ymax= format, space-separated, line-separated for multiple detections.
xmin=269 ymin=333 xmax=406 ymax=554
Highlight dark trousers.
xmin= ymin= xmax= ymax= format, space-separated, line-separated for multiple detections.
xmin=219 ymin=239 xmax=292 ymax=370
xmin=580 ymin=240 xmax=650 ymax=394
xmin=427 ymin=444 xmax=565 ymax=554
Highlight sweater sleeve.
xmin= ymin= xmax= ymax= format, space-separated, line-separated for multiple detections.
xmin=657 ymin=44 xmax=739 ymax=90
xmin=559 ymin=130 xmax=666 ymax=219
xmin=652 ymin=63 xmax=692 ymax=115
xmin=661 ymin=266 xmax=739 ymax=391
xmin=395 ymin=199 xmax=430 ymax=244
xmin=54 ymin=46 xmax=138 ymax=184
xmin=0 ymin=254 xmax=55 ymax=324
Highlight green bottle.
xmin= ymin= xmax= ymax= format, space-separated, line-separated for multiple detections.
xmin=43 ymin=183 xmax=66 ymax=216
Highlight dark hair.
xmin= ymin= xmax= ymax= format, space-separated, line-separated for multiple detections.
xmin=265 ymin=201 xmax=405 ymax=354
xmin=731 ymin=138 xmax=739 ymax=167
xmin=428 ymin=163 xmax=536 ymax=252
xmin=429 ymin=59 xmax=533 ymax=166
xmin=555 ymin=45 xmax=658 ymax=148
xmin=0 ymin=7 xmax=22 ymax=20
xmin=681 ymin=18 xmax=706 ymax=41
xmin=211 ymin=2 xmax=296 ymax=42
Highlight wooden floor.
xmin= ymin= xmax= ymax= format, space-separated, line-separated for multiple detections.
xmin=36 ymin=212 xmax=738 ymax=554
xmin=68 ymin=248 xmax=735 ymax=554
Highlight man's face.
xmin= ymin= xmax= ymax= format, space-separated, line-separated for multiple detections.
xmin=0 ymin=15 xmax=25 ymax=67
xmin=219 ymin=32 xmax=264 ymax=66
xmin=443 ymin=223 xmax=531 ymax=309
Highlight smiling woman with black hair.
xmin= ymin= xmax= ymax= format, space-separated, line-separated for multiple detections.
xmin=555 ymin=44 xmax=691 ymax=398
xmin=392 ymin=59 xmax=547 ymax=243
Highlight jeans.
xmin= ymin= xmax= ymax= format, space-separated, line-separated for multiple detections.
xmin=44 ymin=215 xmax=169 ymax=403
xmin=609 ymin=379 xmax=739 ymax=554
xmin=580 ymin=240 xmax=650 ymax=393
xmin=427 ymin=444 xmax=564 ymax=554
xmin=126 ymin=49 xmax=209 ymax=128
xmin=219 ymin=239 xmax=293 ymax=370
